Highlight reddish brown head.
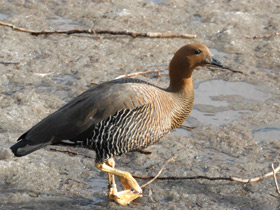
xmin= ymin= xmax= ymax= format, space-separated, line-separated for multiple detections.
xmin=168 ymin=43 xmax=223 ymax=91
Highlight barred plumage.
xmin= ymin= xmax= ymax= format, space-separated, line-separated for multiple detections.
xmin=80 ymin=81 xmax=194 ymax=163
xmin=10 ymin=43 xmax=226 ymax=206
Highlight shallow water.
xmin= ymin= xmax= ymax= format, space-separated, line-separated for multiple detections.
xmin=174 ymin=79 xmax=272 ymax=139
xmin=192 ymin=80 xmax=271 ymax=126
xmin=253 ymin=127 xmax=280 ymax=142
xmin=0 ymin=0 xmax=280 ymax=209
xmin=48 ymin=16 xmax=86 ymax=30
xmin=0 ymin=12 xmax=9 ymax=20
xmin=86 ymin=177 xmax=107 ymax=194
xmin=195 ymin=80 xmax=271 ymax=105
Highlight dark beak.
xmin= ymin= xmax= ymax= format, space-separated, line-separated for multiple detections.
xmin=209 ymin=56 xmax=223 ymax=68
xmin=206 ymin=56 xmax=243 ymax=74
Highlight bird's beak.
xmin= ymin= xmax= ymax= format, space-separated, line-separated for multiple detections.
xmin=208 ymin=56 xmax=223 ymax=68
xmin=206 ymin=55 xmax=243 ymax=74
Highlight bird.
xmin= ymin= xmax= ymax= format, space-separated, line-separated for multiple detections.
xmin=10 ymin=43 xmax=224 ymax=205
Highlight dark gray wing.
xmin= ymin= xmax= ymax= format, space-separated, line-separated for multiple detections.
xmin=10 ymin=78 xmax=151 ymax=156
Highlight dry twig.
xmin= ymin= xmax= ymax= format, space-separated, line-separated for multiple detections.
xmin=112 ymin=64 xmax=243 ymax=83
xmin=49 ymin=148 xmax=92 ymax=158
xmin=137 ymin=149 xmax=152 ymax=155
xmin=91 ymin=67 xmax=168 ymax=85
xmin=245 ymin=32 xmax=280 ymax=39
xmin=180 ymin=125 xmax=196 ymax=130
xmin=0 ymin=61 xmax=19 ymax=65
xmin=141 ymin=156 xmax=176 ymax=189
xmin=91 ymin=63 xmax=242 ymax=86
xmin=133 ymin=164 xmax=280 ymax=184
xmin=50 ymin=147 xmax=280 ymax=194
xmin=114 ymin=67 xmax=168 ymax=79
xmin=271 ymin=163 xmax=280 ymax=195
xmin=0 ymin=21 xmax=196 ymax=39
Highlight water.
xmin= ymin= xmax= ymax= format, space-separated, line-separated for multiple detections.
xmin=48 ymin=16 xmax=86 ymax=30
xmin=252 ymin=127 xmax=280 ymax=141
xmin=86 ymin=177 xmax=107 ymax=193
xmin=196 ymin=149 xmax=237 ymax=163
xmin=191 ymin=109 xmax=251 ymax=127
xmin=193 ymin=14 xmax=202 ymax=25
xmin=85 ymin=177 xmax=107 ymax=205
xmin=173 ymin=80 xmax=272 ymax=137
xmin=0 ymin=12 xmax=9 ymax=20
xmin=209 ymin=48 xmax=228 ymax=60
xmin=53 ymin=74 xmax=77 ymax=86
xmin=191 ymin=80 xmax=271 ymax=126
xmin=143 ymin=0 xmax=163 ymax=4
xmin=194 ymin=80 xmax=270 ymax=106
xmin=172 ymin=120 xmax=194 ymax=137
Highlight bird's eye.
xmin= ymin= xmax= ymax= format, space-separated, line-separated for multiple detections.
xmin=194 ymin=49 xmax=202 ymax=55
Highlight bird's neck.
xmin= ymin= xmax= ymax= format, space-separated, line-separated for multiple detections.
xmin=167 ymin=74 xmax=194 ymax=94
xmin=167 ymin=76 xmax=194 ymax=130
xmin=167 ymin=59 xmax=194 ymax=93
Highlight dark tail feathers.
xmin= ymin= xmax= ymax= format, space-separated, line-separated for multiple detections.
xmin=10 ymin=139 xmax=50 ymax=157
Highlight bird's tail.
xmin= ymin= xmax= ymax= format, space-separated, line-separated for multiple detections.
xmin=10 ymin=139 xmax=50 ymax=157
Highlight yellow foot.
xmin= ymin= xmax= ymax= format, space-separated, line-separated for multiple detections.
xmin=111 ymin=189 xmax=142 ymax=206
xmin=96 ymin=159 xmax=143 ymax=206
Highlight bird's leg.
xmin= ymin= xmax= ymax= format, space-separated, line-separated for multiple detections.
xmin=96 ymin=159 xmax=142 ymax=205
xmin=105 ymin=159 xmax=117 ymax=200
